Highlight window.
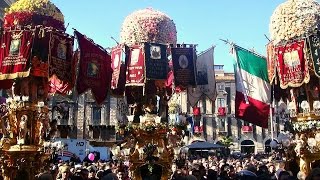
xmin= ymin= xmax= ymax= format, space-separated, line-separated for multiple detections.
xmin=214 ymin=65 xmax=224 ymax=70
xmin=217 ymin=84 xmax=224 ymax=91
xmin=244 ymin=121 xmax=250 ymax=126
xmin=92 ymin=107 xmax=101 ymax=125
xmin=218 ymin=118 xmax=226 ymax=132
xmin=217 ymin=98 xmax=225 ymax=108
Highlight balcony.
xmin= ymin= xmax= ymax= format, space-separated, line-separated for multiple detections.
xmin=242 ymin=126 xmax=253 ymax=133
xmin=194 ymin=126 xmax=203 ymax=134
xmin=193 ymin=107 xmax=201 ymax=116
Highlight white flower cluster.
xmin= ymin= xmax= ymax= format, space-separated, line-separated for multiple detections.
xmin=269 ymin=0 xmax=320 ymax=45
xmin=292 ymin=120 xmax=320 ymax=132
xmin=120 ymin=8 xmax=177 ymax=45
xmin=5 ymin=0 xmax=64 ymax=23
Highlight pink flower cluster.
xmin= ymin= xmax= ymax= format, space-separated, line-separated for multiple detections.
xmin=120 ymin=8 xmax=177 ymax=45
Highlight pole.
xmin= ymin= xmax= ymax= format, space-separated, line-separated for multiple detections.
xmin=83 ymin=93 xmax=87 ymax=139
xmin=270 ymin=102 xmax=274 ymax=140
xmin=270 ymin=84 xmax=275 ymax=140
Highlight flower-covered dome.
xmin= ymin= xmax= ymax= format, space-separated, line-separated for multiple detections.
xmin=269 ymin=0 xmax=320 ymax=45
xmin=120 ymin=8 xmax=177 ymax=45
xmin=4 ymin=0 xmax=65 ymax=30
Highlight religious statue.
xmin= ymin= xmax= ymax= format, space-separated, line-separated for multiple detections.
xmin=18 ymin=115 xmax=30 ymax=145
xmin=144 ymin=94 xmax=157 ymax=114
xmin=47 ymin=119 xmax=58 ymax=140
xmin=38 ymin=115 xmax=50 ymax=144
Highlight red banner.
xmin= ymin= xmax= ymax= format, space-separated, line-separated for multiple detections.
xmin=111 ymin=45 xmax=127 ymax=96
xmin=126 ymin=45 xmax=145 ymax=86
xmin=275 ymin=40 xmax=309 ymax=89
xmin=0 ymin=30 xmax=34 ymax=80
xmin=75 ymin=31 xmax=112 ymax=104
xmin=242 ymin=126 xmax=253 ymax=133
xmin=218 ymin=107 xmax=226 ymax=116
xmin=193 ymin=107 xmax=201 ymax=116
xmin=48 ymin=32 xmax=74 ymax=94
xmin=266 ymin=42 xmax=276 ymax=84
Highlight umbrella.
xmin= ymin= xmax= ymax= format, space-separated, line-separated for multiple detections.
xmin=186 ymin=141 xmax=225 ymax=149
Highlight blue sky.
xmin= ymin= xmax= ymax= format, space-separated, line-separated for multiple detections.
xmin=51 ymin=0 xmax=286 ymax=72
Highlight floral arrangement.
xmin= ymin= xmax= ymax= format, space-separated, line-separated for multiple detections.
xmin=120 ymin=8 xmax=177 ymax=45
xmin=116 ymin=122 xmax=187 ymax=135
xmin=4 ymin=0 xmax=65 ymax=30
xmin=269 ymin=0 xmax=320 ymax=45
xmin=292 ymin=120 xmax=320 ymax=132
xmin=168 ymin=94 xmax=180 ymax=114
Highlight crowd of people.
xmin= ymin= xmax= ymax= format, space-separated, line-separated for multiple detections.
xmin=30 ymin=152 xmax=320 ymax=180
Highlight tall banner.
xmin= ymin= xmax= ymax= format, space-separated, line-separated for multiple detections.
xmin=0 ymin=30 xmax=35 ymax=80
xmin=49 ymin=31 xmax=74 ymax=94
xmin=171 ymin=47 xmax=196 ymax=87
xmin=307 ymin=33 xmax=320 ymax=78
xmin=30 ymin=28 xmax=50 ymax=77
xmin=111 ymin=44 xmax=127 ymax=96
xmin=75 ymin=31 xmax=112 ymax=104
xmin=144 ymin=43 xmax=167 ymax=80
xmin=188 ymin=47 xmax=216 ymax=107
xmin=233 ymin=45 xmax=270 ymax=128
xmin=275 ymin=40 xmax=309 ymax=89
xmin=126 ymin=44 xmax=145 ymax=86
xmin=266 ymin=42 xmax=276 ymax=84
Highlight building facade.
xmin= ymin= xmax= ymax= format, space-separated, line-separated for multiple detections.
xmin=0 ymin=0 xmax=15 ymax=27
xmin=178 ymin=65 xmax=283 ymax=153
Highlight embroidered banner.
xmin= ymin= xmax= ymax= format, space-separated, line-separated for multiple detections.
xmin=144 ymin=43 xmax=167 ymax=80
xmin=75 ymin=31 xmax=112 ymax=104
xmin=266 ymin=42 xmax=276 ymax=83
xmin=275 ymin=40 xmax=309 ymax=89
xmin=111 ymin=44 xmax=128 ymax=96
xmin=49 ymin=32 xmax=74 ymax=82
xmin=307 ymin=33 xmax=320 ymax=78
xmin=126 ymin=44 xmax=145 ymax=86
xmin=30 ymin=28 xmax=50 ymax=77
xmin=171 ymin=47 xmax=196 ymax=87
xmin=0 ymin=30 xmax=34 ymax=80
xmin=188 ymin=47 xmax=216 ymax=107
xmin=49 ymin=50 xmax=79 ymax=95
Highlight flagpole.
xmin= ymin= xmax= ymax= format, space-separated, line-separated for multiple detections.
xmin=270 ymin=100 xmax=274 ymax=140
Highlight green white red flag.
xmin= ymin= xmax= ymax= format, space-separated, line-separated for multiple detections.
xmin=232 ymin=45 xmax=270 ymax=128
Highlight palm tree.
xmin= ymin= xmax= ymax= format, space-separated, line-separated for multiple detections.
xmin=220 ymin=136 xmax=234 ymax=148
xmin=220 ymin=136 xmax=234 ymax=156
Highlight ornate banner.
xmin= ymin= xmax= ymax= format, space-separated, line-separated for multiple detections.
xmin=266 ymin=42 xmax=276 ymax=83
xmin=275 ymin=40 xmax=309 ymax=89
xmin=144 ymin=43 xmax=167 ymax=80
xmin=307 ymin=33 xmax=320 ymax=78
xmin=126 ymin=44 xmax=145 ymax=86
xmin=111 ymin=45 xmax=128 ymax=96
xmin=48 ymin=32 xmax=74 ymax=94
xmin=0 ymin=30 xmax=35 ymax=80
xmin=171 ymin=47 xmax=196 ymax=87
xmin=75 ymin=31 xmax=112 ymax=104
xmin=30 ymin=28 xmax=50 ymax=77
xmin=49 ymin=32 xmax=74 ymax=82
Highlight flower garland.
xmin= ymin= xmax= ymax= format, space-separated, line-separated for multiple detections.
xmin=116 ymin=122 xmax=187 ymax=135
xmin=4 ymin=0 xmax=65 ymax=30
xmin=120 ymin=8 xmax=177 ymax=45
xmin=269 ymin=0 xmax=320 ymax=45
xmin=292 ymin=120 xmax=320 ymax=132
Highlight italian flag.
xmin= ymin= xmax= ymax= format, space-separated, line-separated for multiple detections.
xmin=233 ymin=45 xmax=271 ymax=128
